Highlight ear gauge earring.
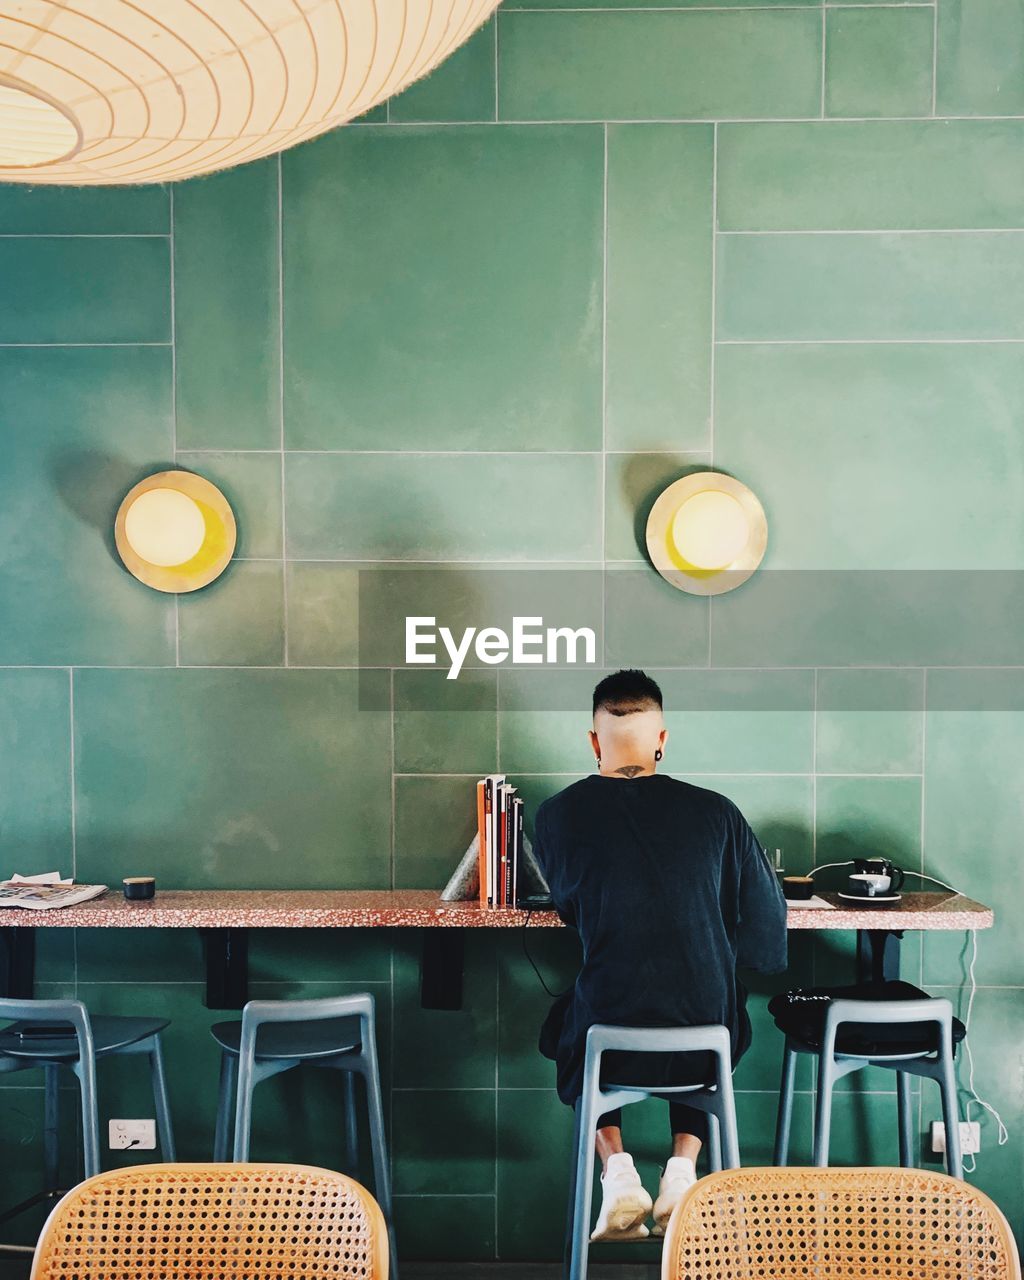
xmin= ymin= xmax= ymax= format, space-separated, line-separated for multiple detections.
xmin=654 ymin=749 xmax=663 ymax=762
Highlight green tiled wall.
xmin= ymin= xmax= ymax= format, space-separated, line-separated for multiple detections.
xmin=1 ymin=0 xmax=1023 ymax=1255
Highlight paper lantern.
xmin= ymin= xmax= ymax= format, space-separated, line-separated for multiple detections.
xmin=115 ymin=471 xmax=236 ymax=593
xmin=0 ymin=0 xmax=500 ymax=185
xmin=646 ymin=472 xmax=768 ymax=596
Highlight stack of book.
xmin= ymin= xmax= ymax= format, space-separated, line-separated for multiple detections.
xmin=476 ymin=774 xmax=524 ymax=908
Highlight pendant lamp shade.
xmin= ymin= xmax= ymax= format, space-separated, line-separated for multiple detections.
xmin=0 ymin=0 xmax=500 ymax=185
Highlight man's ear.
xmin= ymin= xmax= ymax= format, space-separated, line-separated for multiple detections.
xmin=588 ymin=728 xmax=601 ymax=760
xmin=659 ymin=727 xmax=668 ymax=749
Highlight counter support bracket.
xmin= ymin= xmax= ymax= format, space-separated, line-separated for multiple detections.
xmin=0 ymin=928 xmax=35 ymax=1000
xmin=421 ymin=930 xmax=465 ymax=1010
xmin=857 ymin=929 xmax=903 ymax=984
xmin=200 ymin=927 xmax=249 ymax=1010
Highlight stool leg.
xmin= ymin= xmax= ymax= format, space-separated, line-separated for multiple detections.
xmin=148 ymin=1034 xmax=176 ymax=1162
xmin=896 ymin=1071 xmax=914 ymax=1168
xmin=355 ymin=1041 xmax=396 ymax=1278
xmin=569 ymin=1090 xmax=600 ymax=1280
xmin=213 ymin=1052 xmax=237 ymax=1162
xmin=812 ymin=1052 xmax=835 ymax=1168
xmin=231 ymin=1046 xmax=257 ymax=1162
xmin=706 ymin=1111 xmax=722 ymax=1173
xmin=73 ymin=1054 xmax=101 ymax=1179
xmin=43 ymin=1064 xmax=60 ymax=1190
xmin=563 ymin=1101 xmax=583 ymax=1280
xmin=774 ymin=1042 xmax=797 ymax=1166
xmin=939 ymin=1055 xmax=963 ymax=1179
xmin=342 ymin=1069 xmax=360 ymax=1176
xmin=714 ymin=1067 xmax=740 ymax=1170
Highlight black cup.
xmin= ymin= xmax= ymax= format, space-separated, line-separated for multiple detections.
xmin=783 ymin=876 xmax=815 ymax=901
xmin=853 ymin=858 xmax=904 ymax=892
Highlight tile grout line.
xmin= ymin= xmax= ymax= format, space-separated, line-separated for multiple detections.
xmin=720 ymin=228 xmax=1024 ymax=235
xmin=931 ymin=0 xmax=939 ymax=116
xmin=495 ymin=665 xmax=502 ymax=771
xmin=494 ymin=940 xmax=500 ymax=1255
xmin=494 ymin=13 xmax=500 ymax=122
xmin=811 ymin=668 xmax=818 ymax=879
xmin=390 ymin=668 xmax=397 ymax=889
xmin=920 ymin=667 xmax=927 ymax=990
xmin=707 ymin=122 xmax=719 ymax=670
xmin=392 ymin=770 xmax=925 ymax=779
xmin=279 ymin=152 xmax=290 ymax=668
xmin=820 ymin=2 xmax=827 ymax=119
xmin=68 ymin=668 xmax=77 ymax=883
xmin=69 ymin=666 xmax=79 ymax=997
xmin=601 ymin=121 xmax=609 ymax=666
xmin=170 ymin=185 xmax=180 ymax=669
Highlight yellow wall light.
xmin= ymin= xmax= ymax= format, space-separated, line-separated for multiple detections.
xmin=645 ymin=472 xmax=767 ymax=596
xmin=115 ymin=471 xmax=236 ymax=594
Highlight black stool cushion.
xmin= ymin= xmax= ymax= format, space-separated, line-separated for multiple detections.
xmin=768 ymin=981 xmax=967 ymax=1057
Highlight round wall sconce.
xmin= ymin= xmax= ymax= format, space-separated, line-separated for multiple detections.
xmin=645 ymin=471 xmax=767 ymax=596
xmin=115 ymin=471 xmax=236 ymax=594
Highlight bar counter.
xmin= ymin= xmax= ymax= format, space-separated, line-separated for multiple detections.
xmin=0 ymin=889 xmax=993 ymax=1012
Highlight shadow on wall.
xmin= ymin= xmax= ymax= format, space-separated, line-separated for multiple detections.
xmin=49 ymin=448 xmax=175 ymax=563
xmin=622 ymin=454 xmax=710 ymax=560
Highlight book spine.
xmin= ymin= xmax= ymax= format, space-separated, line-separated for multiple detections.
xmin=512 ymin=798 xmax=523 ymax=907
xmin=498 ymin=787 xmax=508 ymax=907
xmin=483 ymin=780 xmax=493 ymax=906
xmin=476 ymin=780 xmax=487 ymax=909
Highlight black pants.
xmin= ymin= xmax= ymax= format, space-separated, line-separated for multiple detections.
xmin=597 ymin=1101 xmax=709 ymax=1143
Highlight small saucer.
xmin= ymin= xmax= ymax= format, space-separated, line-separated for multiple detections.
xmin=837 ymin=891 xmax=902 ymax=907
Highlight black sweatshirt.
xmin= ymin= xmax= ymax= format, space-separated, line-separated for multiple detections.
xmin=533 ymin=773 xmax=788 ymax=1106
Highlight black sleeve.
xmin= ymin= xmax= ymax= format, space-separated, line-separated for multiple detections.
xmin=734 ymin=814 xmax=788 ymax=974
xmin=533 ymin=803 xmax=576 ymax=930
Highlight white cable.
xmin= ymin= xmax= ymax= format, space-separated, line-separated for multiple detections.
xmin=960 ymin=931 xmax=1009 ymax=1173
xmin=806 ymin=861 xmax=850 ymax=877
xmin=903 ymin=870 xmax=1007 ymax=1169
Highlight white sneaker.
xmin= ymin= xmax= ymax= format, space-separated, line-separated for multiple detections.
xmin=651 ymin=1156 xmax=697 ymax=1236
xmin=590 ymin=1152 xmax=653 ymax=1242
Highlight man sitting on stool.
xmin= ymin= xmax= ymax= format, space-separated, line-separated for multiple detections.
xmin=534 ymin=669 xmax=787 ymax=1240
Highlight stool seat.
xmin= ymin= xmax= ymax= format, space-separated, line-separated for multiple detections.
xmin=0 ymin=1016 xmax=170 ymax=1060
xmin=210 ymin=1016 xmax=360 ymax=1060
xmin=768 ymin=981 xmax=966 ymax=1057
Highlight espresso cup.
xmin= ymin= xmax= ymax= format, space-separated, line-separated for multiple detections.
xmin=847 ymin=872 xmax=891 ymax=898
xmin=853 ymin=858 xmax=905 ymax=892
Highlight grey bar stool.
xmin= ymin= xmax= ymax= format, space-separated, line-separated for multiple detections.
xmin=566 ymin=1023 xmax=740 ymax=1280
xmin=771 ymin=981 xmax=965 ymax=1178
xmin=210 ymin=992 xmax=395 ymax=1271
xmin=0 ymin=997 xmax=175 ymax=1224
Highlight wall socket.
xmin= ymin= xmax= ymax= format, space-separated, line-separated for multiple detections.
xmin=108 ymin=1119 xmax=157 ymax=1151
xmin=930 ymin=1120 xmax=981 ymax=1155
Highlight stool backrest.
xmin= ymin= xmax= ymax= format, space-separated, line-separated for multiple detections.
xmin=661 ymin=1167 xmax=1020 ymax=1280
xmin=30 ymin=1162 xmax=389 ymax=1280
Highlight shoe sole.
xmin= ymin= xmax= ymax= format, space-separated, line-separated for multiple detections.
xmin=590 ymin=1193 xmax=652 ymax=1242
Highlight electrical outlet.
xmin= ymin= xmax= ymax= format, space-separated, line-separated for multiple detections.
xmin=108 ymin=1119 xmax=156 ymax=1151
xmin=930 ymin=1120 xmax=981 ymax=1155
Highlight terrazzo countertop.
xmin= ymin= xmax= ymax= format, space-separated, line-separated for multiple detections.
xmin=0 ymin=888 xmax=993 ymax=930
xmin=782 ymin=891 xmax=992 ymax=932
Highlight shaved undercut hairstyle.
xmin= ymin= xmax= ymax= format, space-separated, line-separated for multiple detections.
xmin=592 ymin=669 xmax=664 ymax=718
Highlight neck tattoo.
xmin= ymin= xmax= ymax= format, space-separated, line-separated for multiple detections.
xmin=612 ymin=764 xmax=648 ymax=778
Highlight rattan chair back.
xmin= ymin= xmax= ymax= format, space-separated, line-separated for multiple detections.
xmin=31 ymin=1162 xmax=388 ymax=1279
xmin=662 ymin=1166 xmax=1020 ymax=1280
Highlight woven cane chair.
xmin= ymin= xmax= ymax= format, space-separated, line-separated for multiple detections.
xmin=661 ymin=1167 xmax=1021 ymax=1280
xmin=30 ymin=1163 xmax=389 ymax=1280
